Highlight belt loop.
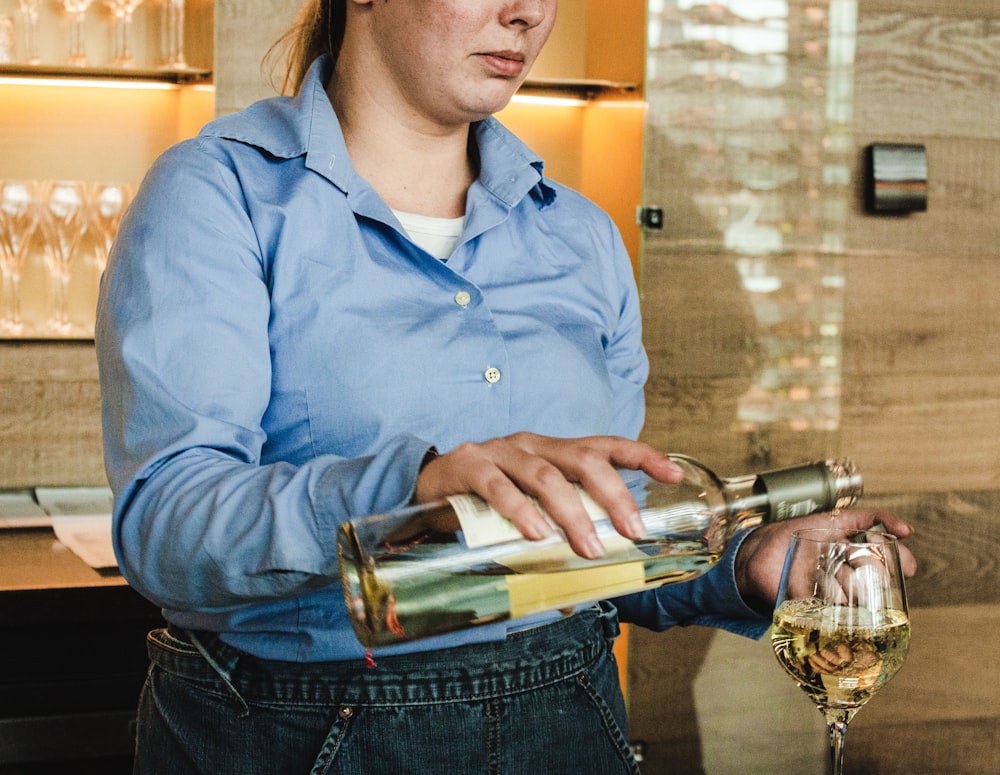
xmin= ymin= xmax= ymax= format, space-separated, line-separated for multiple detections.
xmin=597 ymin=600 xmax=621 ymax=644
xmin=186 ymin=629 xmax=251 ymax=718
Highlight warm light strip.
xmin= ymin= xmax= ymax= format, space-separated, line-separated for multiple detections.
xmin=510 ymin=94 xmax=647 ymax=109
xmin=590 ymin=100 xmax=649 ymax=110
xmin=510 ymin=93 xmax=588 ymax=107
xmin=0 ymin=77 xmax=180 ymax=90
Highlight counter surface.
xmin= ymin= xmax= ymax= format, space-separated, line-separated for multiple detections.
xmin=1 ymin=527 xmax=125 ymax=592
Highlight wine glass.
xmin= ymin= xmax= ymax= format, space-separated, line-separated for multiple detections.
xmin=0 ymin=181 xmax=40 ymax=334
xmin=105 ymin=0 xmax=143 ymax=67
xmin=17 ymin=1 xmax=42 ymax=65
xmin=771 ymin=528 xmax=910 ymax=775
xmin=90 ymin=182 xmax=131 ymax=264
xmin=159 ymin=0 xmax=185 ymax=69
xmin=42 ymin=180 xmax=86 ymax=334
xmin=0 ymin=197 xmax=22 ymax=332
xmin=59 ymin=0 xmax=94 ymax=66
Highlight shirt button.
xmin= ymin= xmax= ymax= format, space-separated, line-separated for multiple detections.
xmin=484 ymin=367 xmax=501 ymax=384
xmin=454 ymin=291 xmax=471 ymax=307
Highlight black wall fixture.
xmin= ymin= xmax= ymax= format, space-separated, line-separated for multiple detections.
xmin=863 ymin=143 xmax=928 ymax=214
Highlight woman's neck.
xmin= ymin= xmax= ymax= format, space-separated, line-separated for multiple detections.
xmin=326 ymin=72 xmax=477 ymax=218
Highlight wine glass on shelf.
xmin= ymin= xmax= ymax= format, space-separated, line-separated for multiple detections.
xmin=17 ymin=0 xmax=43 ymax=65
xmin=0 ymin=222 xmax=15 ymax=333
xmin=59 ymin=0 xmax=94 ymax=66
xmin=42 ymin=180 xmax=86 ymax=335
xmin=0 ymin=181 xmax=39 ymax=334
xmin=771 ymin=528 xmax=910 ymax=775
xmin=90 ymin=181 xmax=131 ymax=270
xmin=104 ymin=0 xmax=143 ymax=67
xmin=159 ymin=0 xmax=185 ymax=69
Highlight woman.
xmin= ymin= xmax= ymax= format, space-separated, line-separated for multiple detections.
xmin=96 ymin=1 xmax=914 ymax=773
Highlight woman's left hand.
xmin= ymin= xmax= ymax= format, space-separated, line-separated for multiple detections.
xmin=733 ymin=509 xmax=918 ymax=613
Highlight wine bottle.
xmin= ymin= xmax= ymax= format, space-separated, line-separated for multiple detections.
xmin=337 ymin=455 xmax=863 ymax=647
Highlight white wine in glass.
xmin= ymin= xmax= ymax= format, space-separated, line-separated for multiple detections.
xmin=772 ymin=528 xmax=910 ymax=775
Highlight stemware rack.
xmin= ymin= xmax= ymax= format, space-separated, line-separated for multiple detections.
xmin=0 ymin=1 xmax=214 ymax=340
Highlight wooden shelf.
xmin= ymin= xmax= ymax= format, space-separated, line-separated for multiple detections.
xmin=0 ymin=64 xmax=212 ymax=85
xmin=518 ymin=77 xmax=639 ymax=100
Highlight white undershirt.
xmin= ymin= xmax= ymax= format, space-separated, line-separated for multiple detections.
xmin=393 ymin=210 xmax=465 ymax=261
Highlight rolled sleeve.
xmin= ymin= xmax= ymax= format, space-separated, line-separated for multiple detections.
xmin=612 ymin=527 xmax=771 ymax=639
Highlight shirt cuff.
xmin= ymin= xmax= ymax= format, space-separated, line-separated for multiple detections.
xmin=611 ymin=527 xmax=771 ymax=640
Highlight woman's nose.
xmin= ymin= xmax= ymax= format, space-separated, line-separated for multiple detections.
xmin=502 ymin=0 xmax=553 ymax=29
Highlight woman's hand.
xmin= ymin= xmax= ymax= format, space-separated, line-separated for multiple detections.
xmin=414 ymin=433 xmax=685 ymax=560
xmin=733 ymin=509 xmax=918 ymax=614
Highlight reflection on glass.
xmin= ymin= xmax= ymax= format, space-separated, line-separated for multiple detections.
xmin=17 ymin=0 xmax=42 ymax=65
xmin=644 ymin=0 xmax=859 ymax=437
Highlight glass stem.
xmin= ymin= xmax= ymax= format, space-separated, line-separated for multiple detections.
xmin=51 ymin=265 xmax=70 ymax=330
xmin=8 ymin=273 xmax=22 ymax=328
xmin=161 ymin=0 xmax=186 ymax=68
xmin=69 ymin=12 xmax=87 ymax=65
xmin=113 ymin=12 xmax=135 ymax=65
xmin=123 ymin=13 xmax=133 ymax=62
xmin=26 ymin=12 xmax=41 ymax=65
xmin=827 ymin=720 xmax=848 ymax=775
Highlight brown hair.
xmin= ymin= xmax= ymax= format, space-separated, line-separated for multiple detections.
xmin=265 ymin=0 xmax=347 ymax=95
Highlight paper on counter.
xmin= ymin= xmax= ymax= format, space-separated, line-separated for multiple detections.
xmin=0 ymin=491 xmax=51 ymax=528
xmin=50 ymin=514 xmax=118 ymax=569
xmin=35 ymin=486 xmax=118 ymax=570
xmin=34 ymin=486 xmax=114 ymax=517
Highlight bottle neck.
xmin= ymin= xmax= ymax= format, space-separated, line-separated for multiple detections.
xmin=723 ymin=459 xmax=863 ymax=526
xmin=720 ymin=473 xmax=772 ymax=530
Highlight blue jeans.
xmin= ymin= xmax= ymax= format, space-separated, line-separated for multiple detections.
xmin=134 ymin=604 xmax=639 ymax=774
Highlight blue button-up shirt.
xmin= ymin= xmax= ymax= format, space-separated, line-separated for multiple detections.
xmin=96 ymin=57 xmax=766 ymax=663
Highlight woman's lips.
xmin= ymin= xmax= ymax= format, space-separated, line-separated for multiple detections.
xmin=479 ymin=50 xmax=526 ymax=77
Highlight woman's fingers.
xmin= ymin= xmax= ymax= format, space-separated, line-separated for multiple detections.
xmin=413 ymin=434 xmax=685 ymax=559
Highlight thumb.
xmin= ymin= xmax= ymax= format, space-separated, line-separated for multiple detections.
xmin=833 ymin=509 xmax=917 ymax=578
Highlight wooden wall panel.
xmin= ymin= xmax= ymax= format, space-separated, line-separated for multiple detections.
xmin=0 ymin=343 xmax=104 ymax=488
xmin=213 ymin=0 xmax=298 ymax=114
xmin=853 ymin=10 xmax=1000 ymax=142
xmin=633 ymin=2 xmax=1000 ymax=773
xmin=841 ymin=255 xmax=1000 ymax=494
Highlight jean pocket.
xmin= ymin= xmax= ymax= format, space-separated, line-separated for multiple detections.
xmin=573 ymin=666 xmax=640 ymax=775
xmin=148 ymin=626 xmax=201 ymax=657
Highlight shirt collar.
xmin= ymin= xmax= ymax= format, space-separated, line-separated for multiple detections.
xmin=200 ymin=55 xmax=556 ymax=212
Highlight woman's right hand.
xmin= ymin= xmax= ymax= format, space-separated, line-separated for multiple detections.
xmin=413 ymin=432 xmax=685 ymax=560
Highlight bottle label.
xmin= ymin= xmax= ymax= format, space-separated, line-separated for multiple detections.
xmin=775 ymin=498 xmax=823 ymax=520
xmin=507 ymin=563 xmax=648 ymax=619
xmin=760 ymin=462 xmax=842 ymax=521
xmin=448 ymin=486 xmax=609 ymax=548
